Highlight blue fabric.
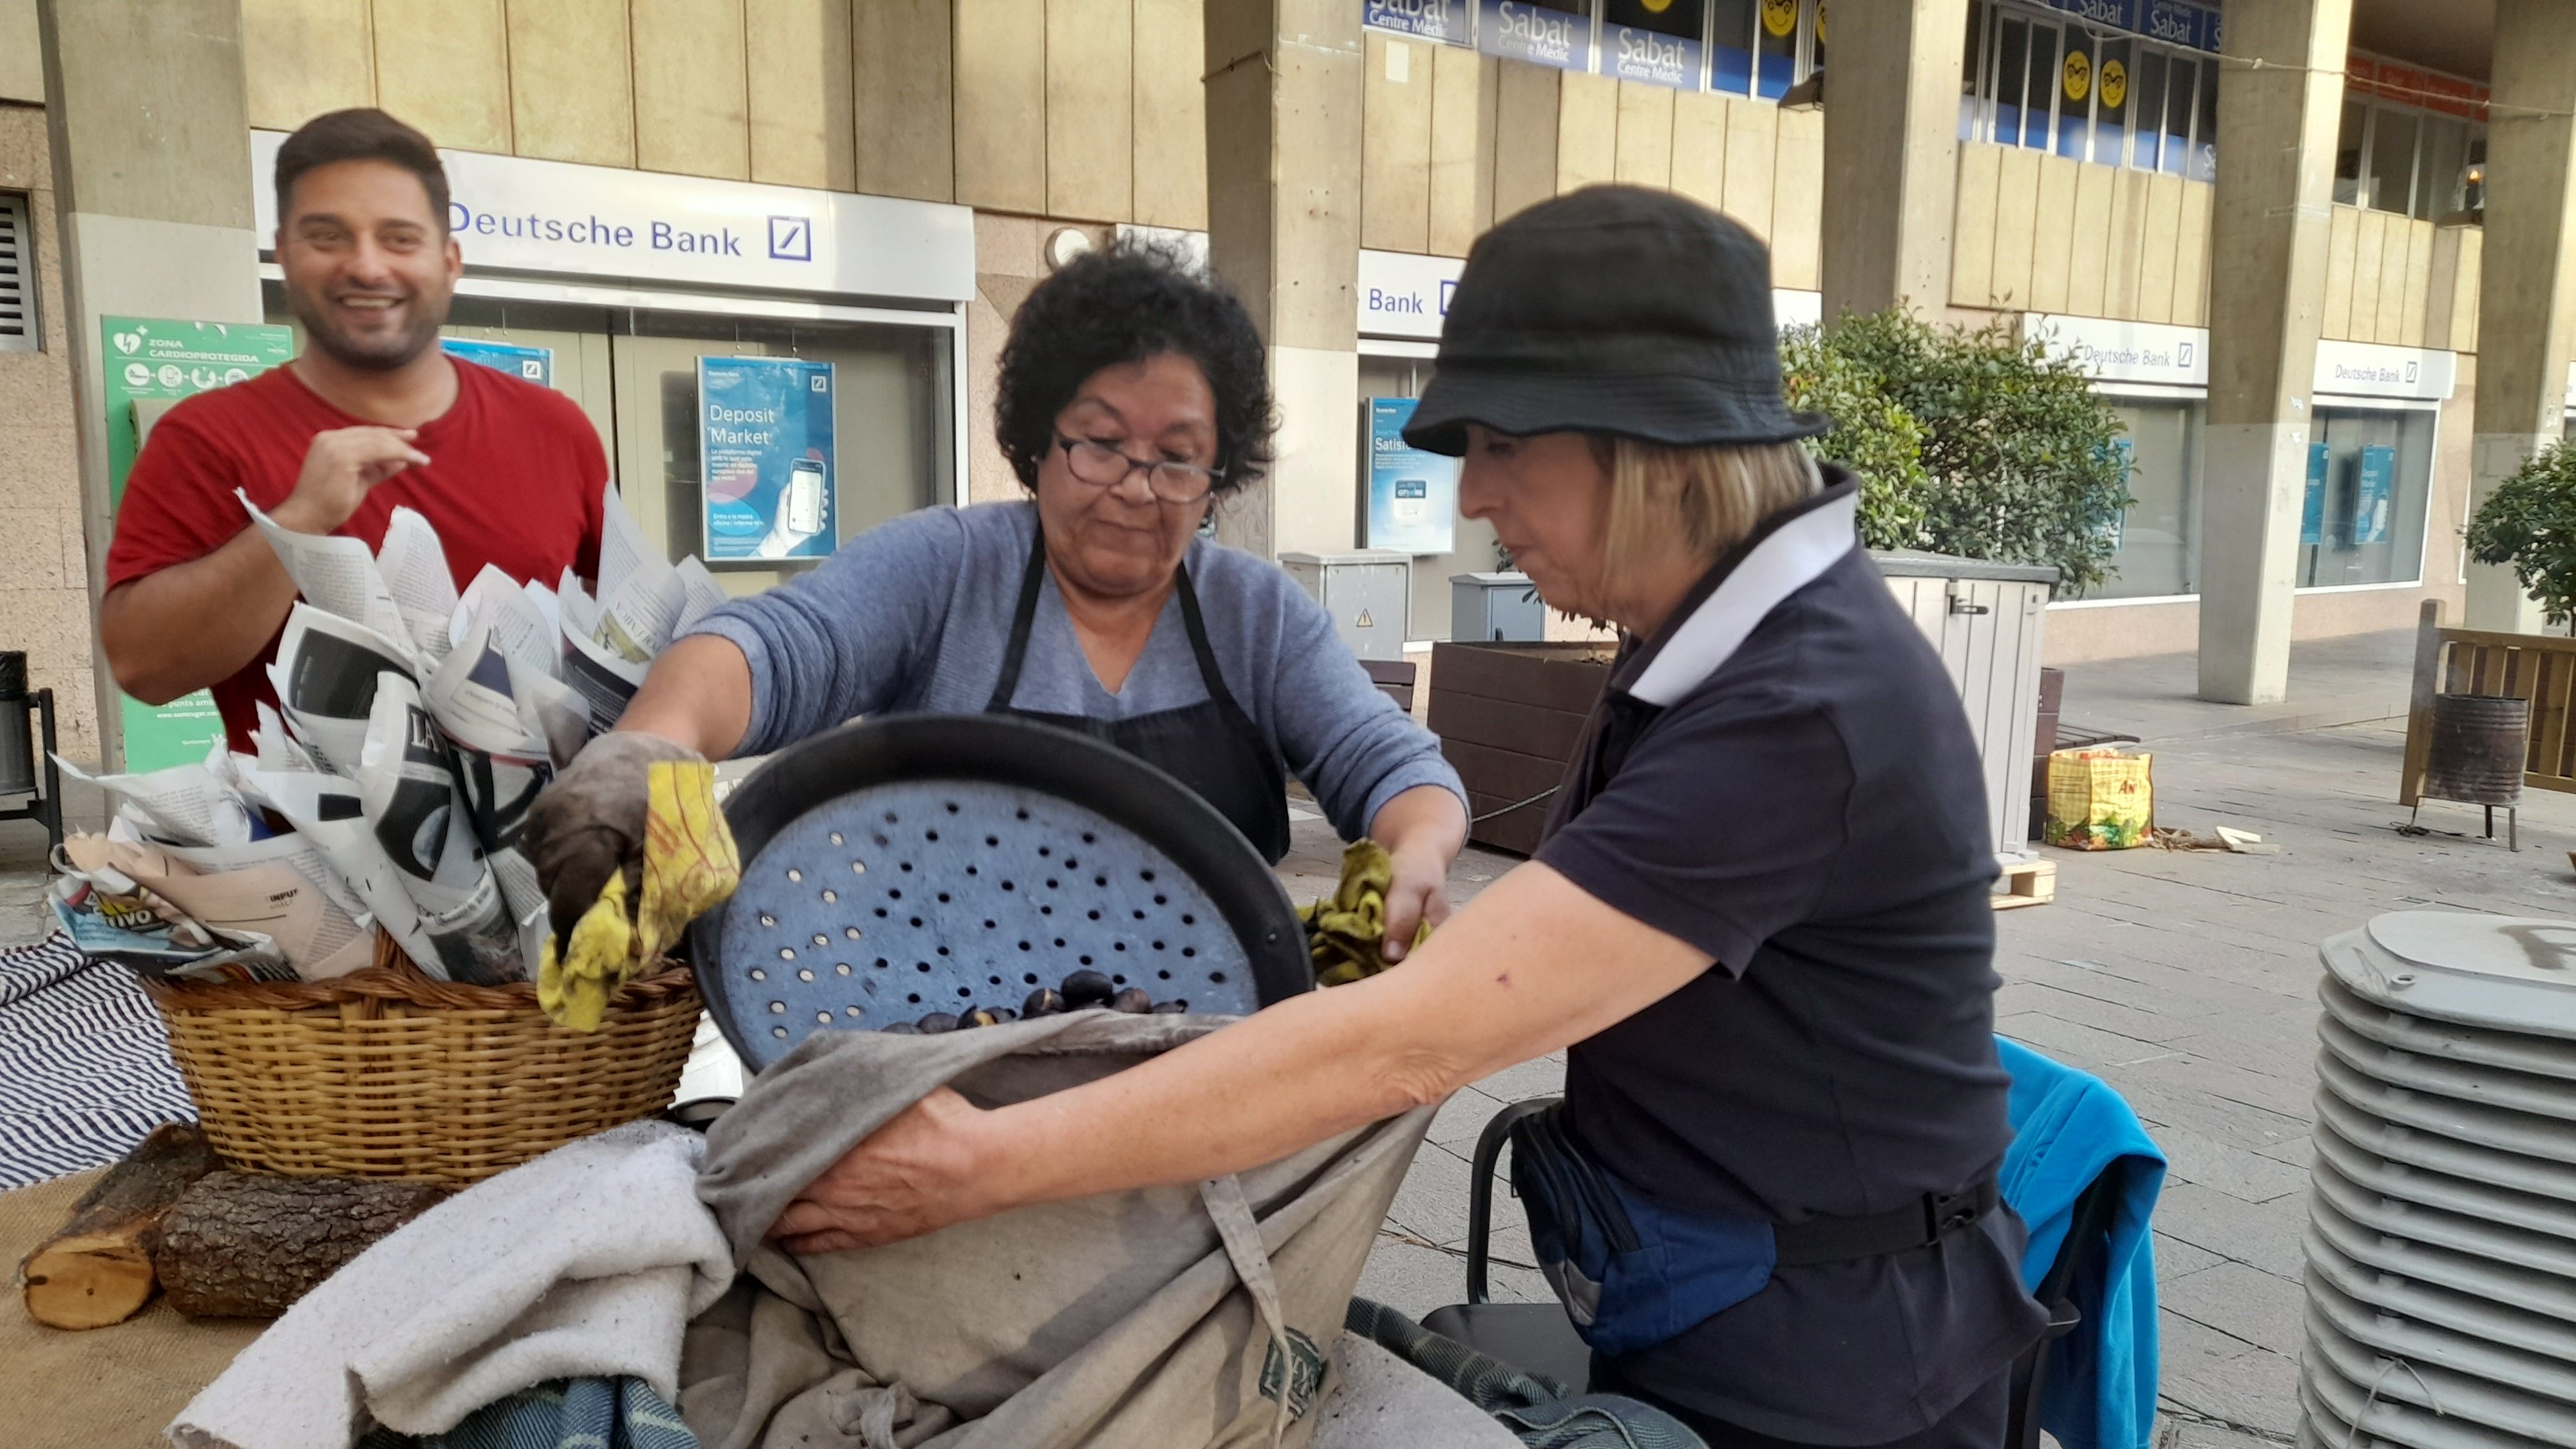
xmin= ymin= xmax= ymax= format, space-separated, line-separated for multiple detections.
xmin=690 ymin=500 xmax=1463 ymax=841
xmin=355 ymin=1377 xmax=697 ymax=1449
xmin=1510 ymin=1108 xmax=1777 ymax=1357
xmin=1995 ymin=1037 xmax=2166 ymax=1449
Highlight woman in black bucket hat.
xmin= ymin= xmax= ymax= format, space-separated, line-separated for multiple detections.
xmin=765 ymin=187 xmax=2049 ymax=1449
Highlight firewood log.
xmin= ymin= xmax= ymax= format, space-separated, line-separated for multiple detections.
xmin=19 ymin=1122 xmax=220 ymax=1329
xmin=153 ymin=1172 xmax=446 ymax=1319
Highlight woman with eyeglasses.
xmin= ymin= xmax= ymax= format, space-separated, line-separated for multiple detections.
xmin=526 ymin=242 xmax=1468 ymax=961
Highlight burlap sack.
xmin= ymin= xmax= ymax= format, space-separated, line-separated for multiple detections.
xmin=684 ymin=1010 xmax=1435 ymax=1449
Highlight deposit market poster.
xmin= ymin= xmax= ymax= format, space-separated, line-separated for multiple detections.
xmin=698 ymin=355 xmax=838 ymax=562
xmin=1365 ymin=398 xmax=1459 ymax=555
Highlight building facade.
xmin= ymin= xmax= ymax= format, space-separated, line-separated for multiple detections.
xmin=0 ymin=0 xmax=2565 ymax=767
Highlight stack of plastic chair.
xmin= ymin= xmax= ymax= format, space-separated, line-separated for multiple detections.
xmin=2305 ymin=912 xmax=2576 ymax=1449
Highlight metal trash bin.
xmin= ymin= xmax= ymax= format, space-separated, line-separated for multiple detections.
xmin=2304 ymin=911 xmax=2576 ymax=1449
xmin=2414 ymin=694 xmax=2528 ymax=850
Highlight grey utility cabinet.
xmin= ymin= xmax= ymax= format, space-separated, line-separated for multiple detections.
xmin=1280 ymin=550 xmax=1412 ymax=661
xmin=1873 ymin=551 xmax=2058 ymax=860
xmin=1450 ymin=572 xmax=1547 ymax=643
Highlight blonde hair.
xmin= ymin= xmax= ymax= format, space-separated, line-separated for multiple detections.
xmin=1598 ymin=438 xmax=1823 ymax=587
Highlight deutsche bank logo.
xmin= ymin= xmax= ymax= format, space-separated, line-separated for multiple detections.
xmin=2176 ymin=341 xmax=2194 ymax=368
xmin=768 ymin=216 xmax=813 ymax=263
xmin=2404 ymin=360 xmax=2420 ymax=384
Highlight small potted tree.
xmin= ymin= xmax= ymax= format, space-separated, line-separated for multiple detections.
xmin=2465 ymin=440 xmax=2576 ymax=628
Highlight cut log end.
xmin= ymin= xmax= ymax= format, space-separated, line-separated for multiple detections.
xmin=17 ymin=1122 xmax=220 ymax=1331
xmin=21 ymin=1236 xmax=156 ymax=1331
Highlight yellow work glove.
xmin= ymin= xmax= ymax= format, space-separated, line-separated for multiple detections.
xmin=538 ymin=759 xmax=740 ymax=1030
xmin=1300 ymin=838 xmax=1432 ymax=988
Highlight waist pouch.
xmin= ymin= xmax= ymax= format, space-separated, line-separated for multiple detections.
xmin=1508 ymin=1104 xmax=1998 ymax=1358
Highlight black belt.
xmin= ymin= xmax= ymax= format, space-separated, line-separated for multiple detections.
xmin=1770 ymin=1177 xmax=2000 ymax=1267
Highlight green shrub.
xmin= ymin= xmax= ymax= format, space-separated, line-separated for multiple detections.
xmin=1779 ymin=323 xmax=1931 ymax=551
xmin=2465 ymin=440 xmax=2576 ymax=625
xmin=1788 ymin=309 xmax=2135 ymax=596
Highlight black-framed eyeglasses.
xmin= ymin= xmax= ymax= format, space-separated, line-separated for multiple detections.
xmin=1054 ymin=433 xmax=1225 ymax=504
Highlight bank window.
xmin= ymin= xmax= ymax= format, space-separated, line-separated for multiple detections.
xmin=2298 ymin=406 xmax=2435 ymax=589
xmin=2335 ymin=90 xmax=2483 ymax=221
xmin=263 ymin=284 xmax=955 ymax=594
xmin=2094 ymin=401 xmax=2202 ymax=601
xmin=1962 ymin=4 xmax=2216 ymax=180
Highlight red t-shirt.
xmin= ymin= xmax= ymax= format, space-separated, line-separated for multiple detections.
xmin=106 ymin=360 xmax=608 ymax=754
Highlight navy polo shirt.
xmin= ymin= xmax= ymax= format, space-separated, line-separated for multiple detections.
xmin=1535 ymin=471 xmax=2047 ymax=1442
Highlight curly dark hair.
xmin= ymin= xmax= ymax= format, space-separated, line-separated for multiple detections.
xmin=994 ymin=242 xmax=1274 ymax=494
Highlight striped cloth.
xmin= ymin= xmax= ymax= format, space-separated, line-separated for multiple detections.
xmin=0 ymin=934 xmax=194 ymax=1190
xmin=356 ymin=1378 xmax=699 ymax=1449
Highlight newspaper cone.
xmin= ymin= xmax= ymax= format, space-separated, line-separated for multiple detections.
xmin=538 ymin=759 xmax=739 ymax=1030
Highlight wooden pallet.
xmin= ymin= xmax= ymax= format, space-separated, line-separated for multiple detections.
xmin=1992 ymin=858 xmax=2057 ymax=911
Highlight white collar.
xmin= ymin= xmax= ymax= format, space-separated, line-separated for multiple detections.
xmin=1621 ymin=487 xmax=1859 ymax=708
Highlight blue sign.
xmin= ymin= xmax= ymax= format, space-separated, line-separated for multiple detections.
xmin=2355 ymin=444 xmax=2396 ymax=546
xmin=2049 ymin=0 xmax=2138 ymax=29
xmin=1605 ymin=24 xmax=1700 ymax=88
xmin=1478 ymin=0 xmax=1591 ymax=71
xmin=698 ymin=355 xmax=837 ymax=562
xmin=441 ymin=337 xmax=554 ymax=387
xmin=2301 ymin=442 xmax=2327 ymax=546
xmin=1363 ymin=0 xmax=1472 ymax=44
xmin=1365 ymin=398 xmax=1458 ymax=555
xmin=2137 ymin=0 xmax=2219 ymax=52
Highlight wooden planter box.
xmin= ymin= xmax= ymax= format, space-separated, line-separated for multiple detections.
xmin=1428 ymin=641 xmax=1615 ymax=855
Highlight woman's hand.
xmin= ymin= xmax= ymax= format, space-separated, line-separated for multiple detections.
xmin=1367 ymin=785 xmax=1469 ymax=963
xmin=1379 ymin=840 xmax=1453 ymax=963
xmin=767 ymin=1087 xmax=1001 ymax=1254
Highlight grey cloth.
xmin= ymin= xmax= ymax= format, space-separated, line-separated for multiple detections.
xmin=685 ymin=1010 xmax=1436 ymax=1449
xmin=687 ymin=502 xmax=1462 ymax=842
xmin=171 ymin=1121 xmax=735 ymax=1449
xmin=1307 ymin=1332 xmax=1525 ymax=1449
xmin=1340 ymin=1300 xmax=1705 ymax=1449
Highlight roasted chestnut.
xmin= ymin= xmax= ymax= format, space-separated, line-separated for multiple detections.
xmin=916 ymin=1011 xmax=960 ymax=1034
xmin=1023 ymin=987 xmax=1066 ymax=1017
xmin=1109 ymin=986 xmax=1153 ymax=1014
xmin=1061 ymin=969 xmax=1116 ymax=1008
xmin=1151 ymin=999 xmax=1189 ymax=1014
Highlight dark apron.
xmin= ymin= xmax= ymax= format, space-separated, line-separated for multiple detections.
xmin=985 ymin=529 xmax=1292 ymax=864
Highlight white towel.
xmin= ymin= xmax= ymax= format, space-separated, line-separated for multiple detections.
xmin=169 ymin=1120 xmax=734 ymax=1449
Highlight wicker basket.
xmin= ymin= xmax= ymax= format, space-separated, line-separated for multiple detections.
xmin=144 ymin=940 xmax=701 ymax=1188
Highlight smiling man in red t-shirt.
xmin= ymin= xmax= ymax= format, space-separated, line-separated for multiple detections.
xmin=102 ymin=108 xmax=605 ymax=755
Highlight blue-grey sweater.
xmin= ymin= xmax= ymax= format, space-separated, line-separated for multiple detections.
xmin=688 ymin=501 xmax=1464 ymax=841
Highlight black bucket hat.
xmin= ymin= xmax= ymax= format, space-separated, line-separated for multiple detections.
xmin=1402 ymin=185 xmax=1828 ymax=457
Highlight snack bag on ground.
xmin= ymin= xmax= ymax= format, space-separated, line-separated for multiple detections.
xmin=2045 ymin=748 xmax=2154 ymax=851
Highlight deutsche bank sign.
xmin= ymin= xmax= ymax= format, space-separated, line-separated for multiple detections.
xmin=249 ymin=130 xmax=974 ymax=304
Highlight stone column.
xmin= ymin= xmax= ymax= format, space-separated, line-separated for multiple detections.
xmin=1204 ymin=0 xmax=1365 ymax=561
xmin=2465 ymin=0 xmax=2576 ymax=634
xmin=38 ymin=0 xmax=261 ymax=766
xmin=2195 ymin=0 xmax=2353 ymax=705
xmin=1819 ymin=0 xmax=1973 ymax=321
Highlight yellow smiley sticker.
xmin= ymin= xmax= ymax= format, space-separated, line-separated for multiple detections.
xmin=2099 ymin=57 xmax=2128 ymax=110
xmin=1815 ymin=0 xmax=1826 ymax=44
xmin=1640 ymin=0 xmax=1675 ymax=10
xmin=2063 ymin=49 xmax=2092 ymax=103
xmin=1761 ymin=0 xmax=1799 ymax=39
